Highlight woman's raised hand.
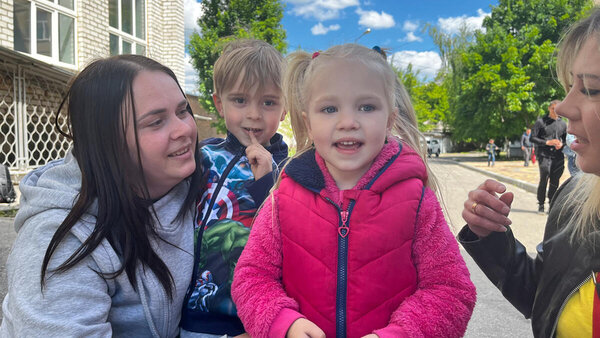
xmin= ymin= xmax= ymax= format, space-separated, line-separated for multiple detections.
xmin=462 ymin=179 xmax=514 ymax=238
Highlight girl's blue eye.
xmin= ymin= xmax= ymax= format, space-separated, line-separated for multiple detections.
xmin=233 ymin=97 xmax=245 ymax=104
xmin=359 ymin=104 xmax=375 ymax=112
xmin=321 ymin=106 xmax=337 ymax=113
xmin=264 ymin=100 xmax=276 ymax=106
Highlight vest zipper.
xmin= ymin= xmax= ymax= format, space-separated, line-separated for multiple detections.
xmin=325 ymin=195 xmax=355 ymax=338
xmin=549 ymin=272 xmax=592 ymax=337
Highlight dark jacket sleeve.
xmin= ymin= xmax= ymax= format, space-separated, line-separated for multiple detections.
xmin=530 ymin=118 xmax=546 ymax=146
xmin=246 ymin=172 xmax=275 ymax=206
xmin=457 ymin=226 xmax=542 ymax=318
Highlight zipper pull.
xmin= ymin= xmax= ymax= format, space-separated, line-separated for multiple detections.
xmin=338 ymin=210 xmax=349 ymax=238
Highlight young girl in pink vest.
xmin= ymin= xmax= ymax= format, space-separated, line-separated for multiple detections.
xmin=231 ymin=43 xmax=476 ymax=338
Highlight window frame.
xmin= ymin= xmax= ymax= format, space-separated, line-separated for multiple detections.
xmin=14 ymin=0 xmax=77 ymax=69
xmin=108 ymin=0 xmax=147 ymax=56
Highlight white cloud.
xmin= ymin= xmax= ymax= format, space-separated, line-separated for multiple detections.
xmin=184 ymin=0 xmax=203 ymax=41
xmin=184 ymin=54 xmax=199 ymax=95
xmin=356 ymin=8 xmax=395 ymax=29
xmin=287 ymin=0 xmax=359 ymax=21
xmin=403 ymin=20 xmax=418 ymax=32
xmin=401 ymin=32 xmax=422 ymax=42
xmin=390 ymin=51 xmax=442 ymax=80
xmin=311 ymin=23 xmax=341 ymax=35
xmin=438 ymin=8 xmax=489 ymax=35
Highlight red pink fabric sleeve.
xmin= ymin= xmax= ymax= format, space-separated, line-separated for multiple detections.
xmin=231 ymin=191 xmax=305 ymax=337
xmin=373 ymin=187 xmax=477 ymax=338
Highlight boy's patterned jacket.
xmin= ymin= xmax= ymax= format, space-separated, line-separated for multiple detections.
xmin=180 ymin=132 xmax=288 ymax=335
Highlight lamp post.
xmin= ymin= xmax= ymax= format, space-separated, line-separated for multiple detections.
xmin=354 ymin=28 xmax=371 ymax=42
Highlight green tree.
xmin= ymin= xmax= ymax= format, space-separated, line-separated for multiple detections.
xmin=396 ymin=65 xmax=449 ymax=132
xmin=188 ymin=0 xmax=287 ymax=132
xmin=449 ymin=0 xmax=592 ymax=144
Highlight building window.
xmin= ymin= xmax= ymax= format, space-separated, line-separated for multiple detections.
xmin=109 ymin=0 xmax=146 ymax=56
xmin=13 ymin=0 xmax=75 ymax=66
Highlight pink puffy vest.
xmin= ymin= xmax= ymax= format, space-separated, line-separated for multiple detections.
xmin=277 ymin=148 xmax=426 ymax=338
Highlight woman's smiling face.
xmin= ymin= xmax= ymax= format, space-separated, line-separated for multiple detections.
xmin=126 ymin=70 xmax=197 ymax=199
xmin=555 ymin=37 xmax=600 ymax=176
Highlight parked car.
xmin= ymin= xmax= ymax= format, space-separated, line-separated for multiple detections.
xmin=505 ymin=139 xmax=524 ymax=159
xmin=427 ymin=139 xmax=441 ymax=157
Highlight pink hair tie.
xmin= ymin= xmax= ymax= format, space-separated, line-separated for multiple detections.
xmin=312 ymin=51 xmax=320 ymax=59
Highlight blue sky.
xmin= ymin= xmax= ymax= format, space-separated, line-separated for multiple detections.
xmin=183 ymin=0 xmax=498 ymax=94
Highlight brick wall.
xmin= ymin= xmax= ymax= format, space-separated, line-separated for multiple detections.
xmin=0 ymin=0 xmax=13 ymax=49
xmin=76 ymin=0 xmax=110 ymax=68
xmin=147 ymin=0 xmax=185 ymax=88
xmin=187 ymin=94 xmax=225 ymax=141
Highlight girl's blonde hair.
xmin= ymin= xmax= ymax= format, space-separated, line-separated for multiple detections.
xmin=281 ymin=43 xmax=438 ymax=191
xmin=555 ymin=8 xmax=600 ymax=242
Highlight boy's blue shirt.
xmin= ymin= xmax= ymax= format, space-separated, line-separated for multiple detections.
xmin=181 ymin=132 xmax=288 ymax=335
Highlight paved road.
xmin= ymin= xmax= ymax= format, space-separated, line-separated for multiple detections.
xmin=0 ymin=216 xmax=16 ymax=321
xmin=433 ymin=159 xmax=544 ymax=338
xmin=0 ymin=160 xmax=547 ymax=336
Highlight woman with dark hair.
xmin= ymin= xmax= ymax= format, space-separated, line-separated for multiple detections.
xmin=0 ymin=55 xmax=203 ymax=337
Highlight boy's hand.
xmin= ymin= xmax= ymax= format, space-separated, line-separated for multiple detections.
xmin=286 ymin=318 xmax=326 ymax=338
xmin=246 ymin=132 xmax=273 ymax=180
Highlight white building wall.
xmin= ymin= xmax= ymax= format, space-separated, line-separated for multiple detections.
xmin=147 ymin=0 xmax=185 ymax=87
xmin=77 ymin=0 xmax=110 ymax=68
xmin=0 ymin=0 xmax=13 ymax=49
xmin=0 ymin=0 xmax=184 ymax=79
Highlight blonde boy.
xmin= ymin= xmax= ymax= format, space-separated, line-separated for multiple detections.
xmin=180 ymin=39 xmax=287 ymax=336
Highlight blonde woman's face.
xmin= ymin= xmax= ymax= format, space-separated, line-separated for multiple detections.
xmin=555 ymin=37 xmax=600 ymax=176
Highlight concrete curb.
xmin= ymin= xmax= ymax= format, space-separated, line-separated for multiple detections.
xmin=0 ymin=203 xmax=18 ymax=212
xmin=437 ymin=159 xmax=538 ymax=194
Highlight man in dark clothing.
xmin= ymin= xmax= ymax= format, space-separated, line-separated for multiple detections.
xmin=520 ymin=128 xmax=533 ymax=167
xmin=530 ymin=100 xmax=567 ymax=213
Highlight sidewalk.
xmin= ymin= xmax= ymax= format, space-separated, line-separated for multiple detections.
xmin=437 ymin=152 xmax=570 ymax=194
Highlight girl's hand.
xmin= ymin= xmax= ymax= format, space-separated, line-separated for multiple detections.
xmin=233 ymin=334 xmax=250 ymax=338
xmin=246 ymin=132 xmax=273 ymax=180
xmin=362 ymin=334 xmax=379 ymax=338
xmin=462 ymin=179 xmax=514 ymax=238
xmin=286 ymin=318 xmax=326 ymax=338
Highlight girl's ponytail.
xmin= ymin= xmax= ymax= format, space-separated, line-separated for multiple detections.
xmin=284 ymin=50 xmax=313 ymax=153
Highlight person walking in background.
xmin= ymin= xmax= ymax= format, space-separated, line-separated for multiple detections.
xmin=486 ymin=139 xmax=497 ymax=167
xmin=565 ymin=132 xmax=579 ymax=176
xmin=520 ymin=128 xmax=533 ymax=166
xmin=530 ymin=100 xmax=567 ymax=213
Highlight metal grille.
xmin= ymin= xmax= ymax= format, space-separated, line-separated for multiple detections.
xmin=0 ymin=62 xmax=17 ymax=169
xmin=0 ymin=60 xmax=70 ymax=173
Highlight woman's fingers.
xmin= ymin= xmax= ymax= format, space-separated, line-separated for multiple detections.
xmin=463 ymin=180 xmax=514 ymax=237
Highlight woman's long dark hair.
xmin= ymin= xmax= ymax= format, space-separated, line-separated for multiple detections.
xmin=42 ymin=55 xmax=203 ymax=298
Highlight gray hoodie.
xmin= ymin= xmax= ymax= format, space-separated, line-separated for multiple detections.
xmin=0 ymin=151 xmax=194 ymax=337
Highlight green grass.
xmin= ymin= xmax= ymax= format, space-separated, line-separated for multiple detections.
xmin=0 ymin=209 xmax=18 ymax=218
